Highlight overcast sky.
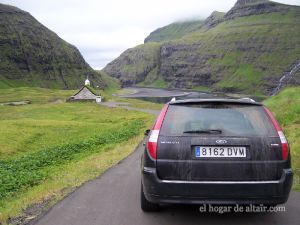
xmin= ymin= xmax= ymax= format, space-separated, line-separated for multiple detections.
xmin=1 ymin=0 xmax=300 ymax=69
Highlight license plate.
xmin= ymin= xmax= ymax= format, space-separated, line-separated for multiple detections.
xmin=195 ymin=146 xmax=246 ymax=158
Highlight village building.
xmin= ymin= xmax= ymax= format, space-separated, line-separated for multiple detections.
xmin=68 ymin=77 xmax=102 ymax=103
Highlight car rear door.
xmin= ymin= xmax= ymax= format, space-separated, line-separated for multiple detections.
xmin=156 ymin=103 xmax=285 ymax=181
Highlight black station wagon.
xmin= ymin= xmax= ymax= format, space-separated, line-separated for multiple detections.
xmin=141 ymin=98 xmax=293 ymax=211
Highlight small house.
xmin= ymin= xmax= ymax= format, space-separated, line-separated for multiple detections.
xmin=68 ymin=77 xmax=102 ymax=103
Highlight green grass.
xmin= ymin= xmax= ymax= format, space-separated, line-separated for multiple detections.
xmin=0 ymin=87 xmax=74 ymax=104
xmin=0 ymin=135 xmax=145 ymax=224
xmin=0 ymin=88 xmax=152 ymax=161
xmin=217 ymin=64 xmax=264 ymax=94
xmin=0 ymin=119 xmax=144 ymax=200
xmin=117 ymin=97 xmax=164 ymax=110
xmin=0 ymin=103 xmax=149 ymax=160
xmin=0 ymin=87 xmax=156 ymax=223
xmin=264 ymin=87 xmax=300 ymax=191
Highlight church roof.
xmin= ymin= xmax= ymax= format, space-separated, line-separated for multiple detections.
xmin=72 ymin=85 xmax=99 ymax=97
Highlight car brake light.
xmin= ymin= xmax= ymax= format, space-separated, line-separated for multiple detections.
xmin=147 ymin=104 xmax=169 ymax=159
xmin=264 ymin=106 xmax=289 ymax=160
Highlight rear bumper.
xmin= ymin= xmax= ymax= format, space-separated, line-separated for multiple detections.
xmin=142 ymin=167 xmax=293 ymax=205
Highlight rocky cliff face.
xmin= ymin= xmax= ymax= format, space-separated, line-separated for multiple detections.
xmin=0 ymin=4 xmax=104 ymax=89
xmin=103 ymin=43 xmax=161 ymax=86
xmin=201 ymin=11 xmax=225 ymax=30
xmin=103 ymin=0 xmax=300 ymax=95
xmin=225 ymin=0 xmax=293 ymax=20
xmin=159 ymin=42 xmax=217 ymax=88
xmin=234 ymin=0 xmax=268 ymax=7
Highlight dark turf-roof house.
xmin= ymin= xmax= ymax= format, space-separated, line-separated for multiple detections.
xmin=68 ymin=78 xmax=102 ymax=103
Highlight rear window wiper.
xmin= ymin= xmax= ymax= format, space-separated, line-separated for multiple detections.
xmin=183 ymin=129 xmax=222 ymax=134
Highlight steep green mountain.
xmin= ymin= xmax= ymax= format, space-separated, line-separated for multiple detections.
xmin=104 ymin=43 xmax=161 ymax=86
xmin=144 ymin=20 xmax=205 ymax=43
xmin=103 ymin=0 xmax=300 ymax=95
xmin=0 ymin=3 xmax=104 ymax=89
xmin=144 ymin=11 xmax=225 ymax=43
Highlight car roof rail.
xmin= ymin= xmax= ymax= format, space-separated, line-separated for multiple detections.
xmin=239 ymin=97 xmax=256 ymax=103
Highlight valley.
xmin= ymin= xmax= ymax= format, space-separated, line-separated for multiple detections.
xmin=103 ymin=0 xmax=300 ymax=95
xmin=0 ymin=0 xmax=299 ymax=224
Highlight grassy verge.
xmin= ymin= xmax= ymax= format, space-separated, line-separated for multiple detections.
xmin=0 ymin=87 xmax=157 ymax=224
xmin=0 ymin=135 xmax=145 ymax=224
xmin=264 ymin=87 xmax=300 ymax=191
xmin=117 ymin=97 xmax=164 ymax=110
xmin=0 ymin=119 xmax=145 ymax=200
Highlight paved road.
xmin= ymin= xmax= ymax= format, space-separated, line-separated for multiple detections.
xmin=33 ymin=143 xmax=300 ymax=225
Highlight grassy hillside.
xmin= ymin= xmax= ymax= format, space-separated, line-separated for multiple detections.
xmin=97 ymin=71 xmax=120 ymax=90
xmin=179 ymin=9 xmax=300 ymax=94
xmin=104 ymin=0 xmax=300 ymax=95
xmin=144 ymin=20 xmax=204 ymax=43
xmin=264 ymin=87 xmax=300 ymax=191
xmin=0 ymin=3 xmax=103 ymax=89
xmin=144 ymin=11 xmax=225 ymax=43
xmin=0 ymin=87 xmax=156 ymax=223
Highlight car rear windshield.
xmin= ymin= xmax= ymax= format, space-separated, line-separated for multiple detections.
xmin=160 ymin=103 xmax=276 ymax=137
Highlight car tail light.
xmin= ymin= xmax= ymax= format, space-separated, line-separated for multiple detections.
xmin=264 ymin=106 xmax=289 ymax=160
xmin=147 ymin=104 xmax=169 ymax=159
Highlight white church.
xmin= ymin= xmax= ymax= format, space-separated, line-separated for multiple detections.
xmin=68 ymin=77 xmax=102 ymax=103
